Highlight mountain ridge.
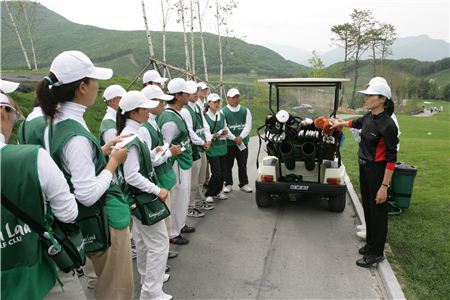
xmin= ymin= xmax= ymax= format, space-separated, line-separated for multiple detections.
xmin=0 ymin=2 xmax=308 ymax=78
xmin=265 ymin=35 xmax=450 ymax=66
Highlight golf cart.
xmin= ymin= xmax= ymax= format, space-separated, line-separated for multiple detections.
xmin=255 ymin=78 xmax=350 ymax=212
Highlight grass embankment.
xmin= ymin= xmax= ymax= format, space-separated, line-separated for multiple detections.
xmin=341 ymin=101 xmax=450 ymax=299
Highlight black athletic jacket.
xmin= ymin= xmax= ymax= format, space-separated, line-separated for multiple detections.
xmin=349 ymin=111 xmax=399 ymax=170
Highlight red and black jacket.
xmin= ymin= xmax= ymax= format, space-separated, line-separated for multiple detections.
xmin=348 ymin=111 xmax=399 ymax=170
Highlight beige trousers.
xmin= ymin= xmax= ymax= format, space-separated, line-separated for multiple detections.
xmin=87 ymin=227 xmax=134 ymax=300
xmin=189 ymin=151 xmax=207 ymax=209
xmin=45 ymin=271 xmax=86 ymax=300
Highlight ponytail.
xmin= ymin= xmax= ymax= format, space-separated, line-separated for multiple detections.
xmin=36 ymin=73 xmax=58 ymax=118
xmin=384 ymin=98 xmax=394 ymax=116
xmin=36 ymin=72 xmax=90 ymax=119
xmin=116 ymin=107 xmax=140 ymax=134
xmin=116 ymin=107 xmax=128 ymax=135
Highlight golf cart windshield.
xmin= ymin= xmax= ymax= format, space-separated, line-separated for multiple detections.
xmin=259 ymin=78 xmax=350 ymax=119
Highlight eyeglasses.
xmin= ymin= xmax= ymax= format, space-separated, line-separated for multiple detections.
xmin=1 ymin=104 xmax=25 ymax=122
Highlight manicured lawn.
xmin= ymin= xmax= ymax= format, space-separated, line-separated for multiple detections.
xmin=340 ymin=101 xmax=450 ymax=299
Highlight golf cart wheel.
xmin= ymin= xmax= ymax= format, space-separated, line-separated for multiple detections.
xmin=256 ymin=190 xmax=272 ymax=207
xmin=328 ymin=193 xmax=346 ymax=212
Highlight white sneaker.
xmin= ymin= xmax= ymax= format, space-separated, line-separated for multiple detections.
xmin=223 ymin=185 xmax=232 ymax=193
xmin=215 ymin=193 xmax=228 ymax=200
xmin=356 ymin=224 xmax=366 ymax=231
xmin=163 ymin=273 xmax=170 ymax=283
xmin=187 ymin=208 xmax=205 ymax=218
xmin=356 ymin=230 xmax=366 ymax=240
xmin=162 ymin=292 xmax=173 ymax=300
xmin=205 ymin=196 xmax=214 ymax=203
xmin=240 ymin=184 xmax=253 ymax=193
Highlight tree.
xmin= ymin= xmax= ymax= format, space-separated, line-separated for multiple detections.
xmin=189 ymin=0 xmax=196 ymax=77
xmin=378 ymin=23 xmax=396 ymax=76
xmin=175 ymin=0 xmax=191 ymax=73
xmin=443 ymin=83 xmax=450 ymax=101
xmin=160 ymin=0 xmax=173 ymax=77
xmin=331 ymin=22 xmax=354 ymax=106
xmin=196 ymin=0 xmax=209 ymax=81
xmin=4 ymin=1 xmax=32 ymax=70
xmin=141 ymin=0 xmax=157 ymax=69
xmin=367 ymin=25 xmax=383 ymax=77
xmin=18 ymin=1 xmax=37 ymax=70
xmin=308 ymin=51 xmax=326 ymax=78
xmin=213 ymin=0 xmax=237 ymax=97
xmin=349 ymin=9 xmax=374 ymax=108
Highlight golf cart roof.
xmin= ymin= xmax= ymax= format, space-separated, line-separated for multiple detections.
xmin=258 ymin=78 xmax=350 ymax=86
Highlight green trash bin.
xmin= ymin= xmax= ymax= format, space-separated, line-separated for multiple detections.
xmin=391 ymin=162 xmax=417 ymax=208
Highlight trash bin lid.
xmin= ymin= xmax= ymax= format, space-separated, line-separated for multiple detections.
xmin=395 ymin=162 xmax=417 ymax=175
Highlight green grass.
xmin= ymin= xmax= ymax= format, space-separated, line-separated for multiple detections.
xmin=341 ymin=101 xmax=450 ymax=299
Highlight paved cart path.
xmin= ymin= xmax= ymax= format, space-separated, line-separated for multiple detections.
xmin=84 ymin=137 xmax=387 ymax=299
xmin=161 ymin=137 xmax=386 ymax=299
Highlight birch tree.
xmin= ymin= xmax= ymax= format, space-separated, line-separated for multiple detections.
xmin=196 ymin=0 xmax=209 ymax=81
xmin=175 ymin=0 xmax=191 ymax=73
xmin=214 ymin=0 xmax=237 ymax=97
xmin=160 ymin=0 xmax=173 ymax=77
xmin=189 ymin=0 xmax=196 ymax=77
xmin=20 ymin=1 xmax=38 ymax=70
xmin=4 ymin=1 xmax=32 ymax=70
xmin=141 ymin=0 xmax=157 ymax=69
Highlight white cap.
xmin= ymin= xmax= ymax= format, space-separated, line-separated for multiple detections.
xmin=0 ymin=79 xmax=20 ymax=94
xmin=186 ymin=81 xmax=198 ymax=94
xmin=368 ymin=77 xmax=388 ymax=86
xmin=142 ymin=70 xmax=168 ymax=84
xmin=119 ymin=91 xmax=159 ymax=114
xmin=103 ymin=85 xmax=126 ymax=101
xmin=142 ymin=85 xmax=173 ymax=101
xmin=50 ymin=50 xmax=113 ymax=86
xmin=207 ymin=93 xmax=221 ymax=102
xmin=167 ymin=78 xmax=197 ymax=94
xmin=227 ymin=88 xmax=240 ymax=98
xmin=0 ymin=93 xmax=13 ymax=108
xmin=197 ymin=82 xmax=208 ymax=90
xmin=359 ymin=83 xmax=392 ymax=99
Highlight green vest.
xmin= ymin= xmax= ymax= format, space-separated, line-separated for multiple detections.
xmin=1 ymin=145 xmax=56 ymax=299
xmin=141 ymin=122 xmax=176 ymax=190
xmin=49 ymin=119 xmax=130 ymax=230
xmin=184 ymin=103 xmax=206 ymax=152
xmin=124 ymin=137 xmax=157 ymax=196
xmin=99 ymin=118 xmax=116 ymax=146
xmin=222 ymin=106 xmax=250 ymax=145
xmin=157 ymin=109 xmax=193 ymax=170
xmin=17 ymin=116 xmax=47 ymax=147
xmin=204 ymin=112 xmax=227 ymax=157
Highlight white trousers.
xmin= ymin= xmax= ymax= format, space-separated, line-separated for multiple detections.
xmin=169 ymin=160 xmax=192 ymax=238
xmin=132 ymin=216 xmax=169 ymax=300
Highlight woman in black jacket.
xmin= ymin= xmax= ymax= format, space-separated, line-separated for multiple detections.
xmin=331 ymin=82 xmax=399 ymax=268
